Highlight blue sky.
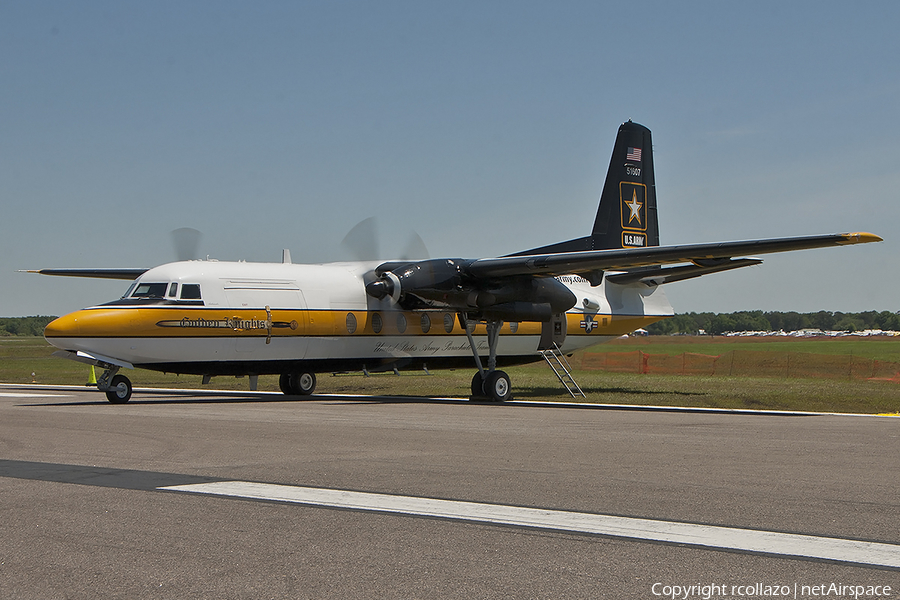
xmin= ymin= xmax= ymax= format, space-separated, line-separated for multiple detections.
xmin=2 ymin=1 xmax=898 ymax=317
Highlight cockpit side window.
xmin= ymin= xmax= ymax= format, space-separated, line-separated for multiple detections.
xmin=168 ymin=282 xmax=178 ymax=297
xmin=181 ymin=284 xmax=202 ymax=300
xmin=131 ymin=282 xmax=168 ymax=298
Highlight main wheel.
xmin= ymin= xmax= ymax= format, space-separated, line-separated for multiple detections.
xmin=289 ymin=371 xmax=317 ymax=395
xmin=278 ymin=373 xmax=292 ymax=394
xmin=470 ymin=372 xmax=485 ymax=398
xmin=483 ymin=370 xmax=511 ymax=402
xmin=105 ymin=374 xmax=132 ymax=404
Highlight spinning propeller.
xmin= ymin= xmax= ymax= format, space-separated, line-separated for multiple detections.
xmin=340 ymin=217 xmax=429 ymax=262
xmin=170 ymin=227 xmax=203 ymax=261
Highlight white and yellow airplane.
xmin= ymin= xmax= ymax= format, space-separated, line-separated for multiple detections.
xmin=26 ymin=121 xmax=881 ymax=403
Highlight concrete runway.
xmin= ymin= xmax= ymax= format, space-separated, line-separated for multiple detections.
xmin=1 ymin=384 xmax=898 ymax=599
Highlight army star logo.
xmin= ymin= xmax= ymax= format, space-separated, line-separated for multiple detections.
xmin=625 ymin=189 xmax=642 ymax=225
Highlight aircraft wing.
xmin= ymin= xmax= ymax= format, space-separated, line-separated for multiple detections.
xmin=19 ymin=268 xmax=150 ymax=280
xmin=365 ymin=232 xmax=881 ymax=321
xmin=467 ymin=232 xmax=881 ymax=280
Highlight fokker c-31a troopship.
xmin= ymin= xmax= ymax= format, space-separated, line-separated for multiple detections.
xmin=28 ymin=121 xmax=882 ymax=403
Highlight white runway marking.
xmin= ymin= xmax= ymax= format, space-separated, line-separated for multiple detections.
xmin=0 ymin=392 xmax=73 ymax=398
xmin=161 ymin=481 xmax=900 ymax=568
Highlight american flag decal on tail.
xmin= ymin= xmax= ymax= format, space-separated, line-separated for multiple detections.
xmin=626 ymin=147 xmax=642 ymax=162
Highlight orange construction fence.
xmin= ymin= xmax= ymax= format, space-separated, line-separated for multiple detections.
xmin=581 ymin=350 xmax=900 ymax=383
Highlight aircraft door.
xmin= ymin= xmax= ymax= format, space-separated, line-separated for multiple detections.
xmin=538 ymin=312 xmax=567 ymax=351
xmin=223 ymin=288 xmax=308 ymax=359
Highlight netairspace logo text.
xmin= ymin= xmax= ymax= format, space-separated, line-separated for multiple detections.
xmin=651 ymin=582 xmax=893 ymax=599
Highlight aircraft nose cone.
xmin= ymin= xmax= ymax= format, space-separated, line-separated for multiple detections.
xmin=44 ymin=313 xmax=82 ymax=339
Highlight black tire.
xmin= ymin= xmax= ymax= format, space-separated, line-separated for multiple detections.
xmin=105 ymin=374 xmax=132 ymax=404
xmin=278 ymin=373 xmax=292 ymax=394
xmin=470 ymin=371 xmax=485 ymax=399
xmin=290 ymin=372 xmax=316 ymax=395
xmin=483 ymin=370 xmax=511 ymax=402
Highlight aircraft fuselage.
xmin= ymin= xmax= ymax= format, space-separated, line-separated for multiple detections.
xmin=44 ymin=259 xmax=673 ymax=377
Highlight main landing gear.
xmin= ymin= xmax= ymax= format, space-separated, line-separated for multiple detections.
xmin=96 ymin=366 xmax=132 ymax=404
xmin=462 ymin=315 xmax=512 ymax=402
xmin=278 ymin=371 xmax=317 ymax=396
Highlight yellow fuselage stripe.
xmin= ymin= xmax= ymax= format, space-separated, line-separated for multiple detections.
xmin=45 ymin=307 xmax=667 ymax=339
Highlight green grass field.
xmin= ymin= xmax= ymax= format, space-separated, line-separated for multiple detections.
xmin=586 ymin=334 xmax=900 ymax=362
xmin=2 ymin=336 xmax=899 ymax=414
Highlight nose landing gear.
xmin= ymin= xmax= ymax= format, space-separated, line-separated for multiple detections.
xmin=96 ymin=366 xmax=133 ymax=403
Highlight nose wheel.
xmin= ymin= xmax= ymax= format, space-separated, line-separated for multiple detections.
xmin=105 ymin=374 xmax=132 ymax=403
xmin=100 ymin=372 xmax=132 ymax=404
xmin=92 ymin=365 xmax=133 ymax=403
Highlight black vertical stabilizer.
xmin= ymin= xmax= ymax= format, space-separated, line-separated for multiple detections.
xmin=510 ymin=120 xmax=659 ymax=256
xmin=591 ymin=120 xmax=658 ymax=249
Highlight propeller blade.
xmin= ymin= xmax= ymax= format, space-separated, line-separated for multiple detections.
xmin=400 ymin=231 xmax=430 ymax=260
xmin=171 ymin=228 xmax=203 ymax=261
xmin=340 ymin=217 xmax=430 ymax=262
xmin=340 ymin=217 xmax=380 ymax=261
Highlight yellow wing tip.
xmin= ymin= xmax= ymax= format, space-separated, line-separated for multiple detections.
xmin=839 ymin=232 xmax=883 ymax=244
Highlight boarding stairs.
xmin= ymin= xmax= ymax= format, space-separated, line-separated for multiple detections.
xmin=540 ymin=343 xmax=586 ymax=399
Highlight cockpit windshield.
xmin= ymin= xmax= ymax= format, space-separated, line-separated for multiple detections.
xmin=131 ymin=282 xmax=168 ymax=298
xmin=110 ymin=281 xmax=202 ymax=305
xmin=106 ymin=280 xmax=201 ymax=307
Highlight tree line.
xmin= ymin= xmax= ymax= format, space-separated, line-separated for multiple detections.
xmin=0 ymin=316 xmax=57 ymax=336
xmin=646 ymin=310 xmax=900 ymax=336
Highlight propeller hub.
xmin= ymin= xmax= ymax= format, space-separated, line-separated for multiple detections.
xmin=365 ymin=278 xmax=394 ymax=300
xmin=365 ymin=272 xmax=402 ymax=303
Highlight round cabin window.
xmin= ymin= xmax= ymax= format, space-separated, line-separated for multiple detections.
xmin=371 ymin=313 xmax=383 ymax=334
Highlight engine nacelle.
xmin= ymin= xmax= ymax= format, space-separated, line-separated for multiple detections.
xmin=365 ymin=259 xmax=577 ymax=321
xmin=482 ymin=302 xmax=553 ymax=322
xmin=366 ymin=259 xmax=466 ymax=304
